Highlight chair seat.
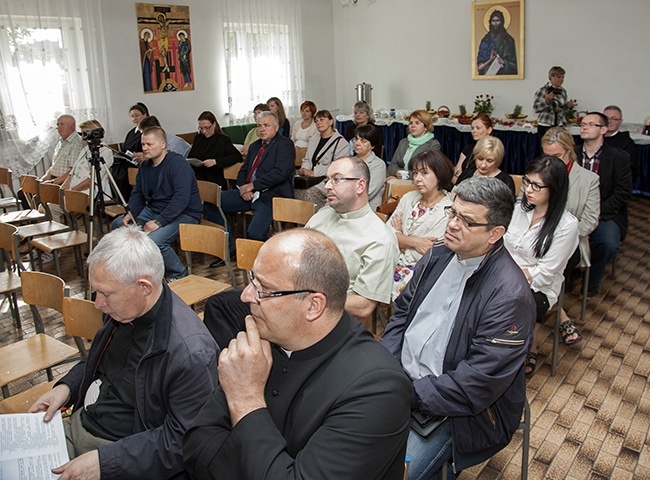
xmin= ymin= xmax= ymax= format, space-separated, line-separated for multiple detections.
xmin=169 ymin=275 xmax=231 ymax=306
xmin=0 ymin=197 xmax=18 ymax=209
xmin=31 ymin=231 xmax=88 ymax=253
xmin=0 ymin=334 xmax=77 ymax=389
xmin=0 ymin=380 xmax=57 ymax=413
xmin=17 ymin=220 xmax=69 ymax=240
xmin=0 ymin=209 xmax=46 ymax=225
xmin=0 ymin=270 xmax=22 ymax=294
xmin=103 ymin=204 xmax=126 ymax=218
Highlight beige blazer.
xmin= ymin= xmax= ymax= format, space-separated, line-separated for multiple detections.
xmin=566 ymin=162 xmax=600 ymax=267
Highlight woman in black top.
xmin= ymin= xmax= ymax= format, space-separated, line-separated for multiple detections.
xmin=267 ymin=97 xmax=291 ymax=138
xmin=452 ymin=113 xmax=493 ymax=184
xmin=188 ymin=111 xmax=242 ymax=188
xmin=455 ymin=135 xmax=515 ymax=197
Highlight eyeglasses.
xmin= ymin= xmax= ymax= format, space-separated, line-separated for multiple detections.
xmin=248 ymin=271 xmax=317 ymax=301
xmin=324 ymin=176 xmax=360 ymax=186
xmin=522 ymin=176 xmax=549 ymax=192
xmin=579 ymin=122 xmax=605 ymax=128
xmin=607 ymin=117 xmax=622 ymax=123
xmin=198 ymin=124 xmax=214 ymax=132
xmin=444 ymin=206 xmax=491 ymax=229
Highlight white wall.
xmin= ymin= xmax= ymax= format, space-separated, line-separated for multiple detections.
xmin=99 ymin=0 xmax=338 ymax=144
xmin=331 ymin=0 xmax=650 ymax=123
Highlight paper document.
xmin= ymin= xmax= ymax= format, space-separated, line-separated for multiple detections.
xmin=0 ymin=411 xmax=69 ymax=480
xmin=485 ymin=56 xmax=502 ymax=76
xmin=187 ymin=158 xmax=204 ymax=167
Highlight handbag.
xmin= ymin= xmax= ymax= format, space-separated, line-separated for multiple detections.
xmin=410 ymin=410 xmax=448 ymax=438
xmin=294 ymin=175 xmax=326 ymax=189
xmin=376 ymin=196 xmax=399 ymax=215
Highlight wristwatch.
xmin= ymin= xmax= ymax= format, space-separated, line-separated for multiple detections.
xmin=153 ymin=219 xmax=162 ymax=228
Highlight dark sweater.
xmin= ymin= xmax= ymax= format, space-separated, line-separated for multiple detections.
xmin=188 ymin=133 xmax=242 ymax=187
xmin=604 ymin=131 xmax=637 ymax=179
xmin=129 ymin=151 xmax=202 ymax=226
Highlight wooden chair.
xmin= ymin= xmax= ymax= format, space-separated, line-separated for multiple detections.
xmin=272 ymin=197 xmax=316 ymax=232
xmin=235 ymin=238 xmax=264 ymax=285
xmin=223 ymin=162 xmax=243 ymax=190
xmin=0 ymin=380 xmax=57 ymax=413
xmin=295 ymin=146 xmax=307 ymax=167
xmin=177 ymin=131 xmax=197 ymax=144
xmin=511 ymin=174 xmax=524 ymax=198
xmin=17 ymin=182 xmax=70 ymax=270
xmin=0 ymin=175 xmax=46 ymax=225
xmin=197 ymin=180 xmax=227 ymax=231
xmin=30 ymin=190 xmax=90 ymax=279
xmin=169 ymin=223 xmax=234 ymax=307
xmin=0 ymin=271 xmax=76 ymax=398
xmin=0 ymin=167 xmax=20 ymax=213
xmin=62 ymin=297 xmax=104 ymax=357
xmin=389 ymin=183 xmax=417 ymax=200
xmin=375 ymin=211 xmax=389 ymax=223
xmin=0 ymin=222 xmax=24 ymax=328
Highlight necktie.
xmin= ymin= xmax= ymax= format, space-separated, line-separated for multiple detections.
xmin=246 ymin=141 xmax=267 ymax=183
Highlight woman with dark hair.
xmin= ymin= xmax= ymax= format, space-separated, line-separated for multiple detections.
xmin=452 ymin=113 xmax=493 ymax=184
xmin=504 ymin=155 xmax=580 ymax=375
xmin=354 ymin=124 xmax=386 ymax=210
xmin=267 ymin=97 xmax=290 ymax=137
xmin=188 ymin=110 xmax=242 ymax=188
xmin=123 ymin=102 xmax=150 ymax=157
xmin=295 ymin=110 xmax=349 ymax=208
xmin=292 ymin=101 xmax=318 ymax=149
xmin=344 ymin=101 xmax=383 ymax=157
xmin=388 ymin=150 xmax=454 ymax=298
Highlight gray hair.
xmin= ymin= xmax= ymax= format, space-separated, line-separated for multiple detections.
xmin=274 ymin=229 xmax=349 ymax=312
xmin=87 ymin=226 xmax=164 ymax=285
xmin=353 ymin=101 xmax=374 ymax=124
xmin=454 ymin=176 xmax=514 ymax=229
xmin=257 ymin=111 xmax=279 ymax=125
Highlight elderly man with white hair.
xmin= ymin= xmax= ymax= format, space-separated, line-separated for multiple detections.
xmin=30 ymin=226 xmax=219 ymax=480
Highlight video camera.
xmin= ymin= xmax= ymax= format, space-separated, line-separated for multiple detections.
xmin=82 ymin=127 xmax=105 ymax=143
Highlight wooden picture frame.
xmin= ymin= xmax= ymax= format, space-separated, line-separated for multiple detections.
xmin=471 ymin=0 xmax=524 ymax=80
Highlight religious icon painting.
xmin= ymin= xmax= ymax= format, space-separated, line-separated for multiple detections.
xmin=136 ymin=3 xmax=194 ymax=93
xmin=471 ymin=0 xmax=524 ymax=80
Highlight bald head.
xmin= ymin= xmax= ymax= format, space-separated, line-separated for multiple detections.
xmin=57 ymin=115 xmax=77 ymax=140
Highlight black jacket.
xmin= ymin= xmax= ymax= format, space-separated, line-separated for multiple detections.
xmin=382 ymin=241 xmax=535 ymax=471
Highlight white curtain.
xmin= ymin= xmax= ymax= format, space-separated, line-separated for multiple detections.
xmin=0 ymin=0 xmax=111 ymax=176
xmin=221 ymin=0 xmax=305 ymax=125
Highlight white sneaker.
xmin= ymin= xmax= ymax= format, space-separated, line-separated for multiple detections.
xmin=22 ymin=251 xmax=55 ymax=264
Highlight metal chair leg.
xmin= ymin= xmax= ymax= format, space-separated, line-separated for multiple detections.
xmin=581 ymin=267 xmax=590 ymax=324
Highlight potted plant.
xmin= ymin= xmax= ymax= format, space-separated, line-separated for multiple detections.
xmin=473 ymin=94 xmax=494 ymax=116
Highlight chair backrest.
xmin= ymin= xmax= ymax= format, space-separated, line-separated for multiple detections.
xmin=0 ymin=167 xmax=17 ymax=197
xmin=374 ymin=211 xmax=388 ymax=223
xmin=20 ymin=175 xmax=39 ymax=208
xmin=63 ymin=189 xmax=90 ymax=216
xmin=389 ymin=183 xmax=417 ymax=200
xmin=295 ymin=147 xmax=307 ymax=167
xmin=197 ymin=180 xmax=220 ymax=207
xmin=179 ymin=223 xmax=229 ymax=260
xmin=272 ymin=197 xmax=316 ymax=227
xmin=0 ymin=222 xmax=20 ymax=262
xmin=177 ymin=132 xmax=197 ymax=144
xmin=511 ymin=174 xmax=524 ymax=197
xmin=236 ymin=238 xmax=264 ymax=271
xmin=223 ymin=162 xmax=243 ymax=181
xmin=38 ymin=181 xmax=63 ymax=206
xmin=21 ymin=271 xmax=66 ymax=313
xmin=62 ymin=297 xmax=103 ymax=341
xmin=128 ymin=167 xmax=138 ymax=186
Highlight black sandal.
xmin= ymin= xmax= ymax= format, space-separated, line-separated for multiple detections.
xmin=525 ymin=351 xmax=538 ymax=376
xmin=560 ymin=320 xmax=583 ymax=346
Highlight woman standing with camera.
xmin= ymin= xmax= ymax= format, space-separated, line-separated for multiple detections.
xmin=533 ymin=66 xmax=574 ymax=142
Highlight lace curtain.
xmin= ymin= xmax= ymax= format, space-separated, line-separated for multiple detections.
xmin=221 ymin=0 xmax=305 ymax=125
xmin=0 ymin=0 xmax=111 ymax=176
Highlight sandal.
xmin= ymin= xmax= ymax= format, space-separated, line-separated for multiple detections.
xmin=524 ymin=352 xmax=537 ymax=376
xmin=560 ymin=320 xmax=583 ymax=346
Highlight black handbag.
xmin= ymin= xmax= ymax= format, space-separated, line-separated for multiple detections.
xmin=410 ymin=410 xmax=448 ymax=438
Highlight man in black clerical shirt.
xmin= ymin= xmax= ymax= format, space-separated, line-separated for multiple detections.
xmin=30 ymin=226 xmax=219 ymax=480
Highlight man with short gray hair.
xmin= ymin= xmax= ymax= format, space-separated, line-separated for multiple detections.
xmin=41 ymin=114 xmax=85 ymax=185
xmin=218 ymin=111 xmax=296 ymax=241
xmin=382 ymin=176 xmax=535 ymax=478
xmin=29 ymin=226 xmax=219 ymax=480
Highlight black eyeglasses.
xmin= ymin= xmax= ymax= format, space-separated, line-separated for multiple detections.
xmin=522 ymin=176 xmax=549 ymax=192
xmin=578 ymin=122 xmax=605 ymax=128
xmin=324 ymin=176 xmax=360 ymax=186
xmin=444 ymin=206 xmax=491 ymax=228
xmin=248 ymin=271 xmax=317 ymax=301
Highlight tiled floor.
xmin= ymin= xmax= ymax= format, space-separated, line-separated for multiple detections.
xmin=1 ymin=198 xmax=649 ymax=479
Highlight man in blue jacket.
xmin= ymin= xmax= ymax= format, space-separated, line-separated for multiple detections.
xmin=381 ymin=177 xmax=535 ymax=478
xmin=219 ymin=111 xmax=295 ymax=241
xmin=30 ymin=227 xmax=219 ymax=479
xmin=113 ymin=126 xmax=202 ymax=280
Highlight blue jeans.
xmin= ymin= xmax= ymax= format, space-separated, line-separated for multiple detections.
xmin=588 ymin=219 xmax=621 ymax=289
xmin=406 ymin=422 xmax=455 ymax=480
xmin=112 ymin=207 xmax=199 ymax=280
xmin=218 ymin=190 xmax=273 ymax=241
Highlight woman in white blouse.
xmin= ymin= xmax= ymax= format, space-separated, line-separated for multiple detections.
xmin=388 ymin=150 xmax=454 ymax=299
xmin=504 ymin=155 xmax=580 ymax=375
xmin=291 ymin=101 xmax=318 ymax=150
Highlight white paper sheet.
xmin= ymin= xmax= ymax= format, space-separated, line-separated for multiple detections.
xmin=0 ymin=411 xmax=69 ymax=480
